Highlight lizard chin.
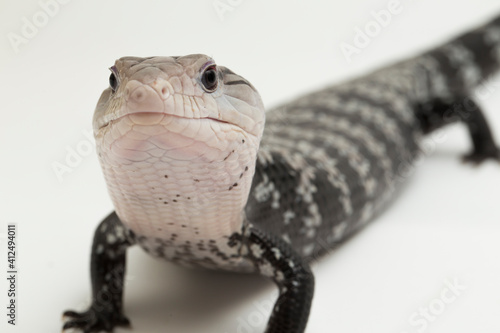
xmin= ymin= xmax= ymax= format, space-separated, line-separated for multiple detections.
xmin=94 ymin=112 xmax=259 ymax=244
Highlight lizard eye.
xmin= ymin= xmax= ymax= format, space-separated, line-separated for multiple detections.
xmin=109 ymin=66 xmax=119 ymax=92
xmin=201 ymin=65 xmax=218 ymax=92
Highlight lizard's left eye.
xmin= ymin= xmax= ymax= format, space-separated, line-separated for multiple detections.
xmin=201 ymin=65 xmax=218 ymax=92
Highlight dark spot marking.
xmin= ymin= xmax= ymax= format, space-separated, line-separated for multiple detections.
xmin=173 ymin=199 xmax=177 ymax=203
xmin=242 ymin=139 xmax=245 ymax=143
xmin=182 ymin=225 xmax=187 ymax=228
xmin=233 ymin=183 xmax=238 ymax=187
xmin=223 ymin=151 xmax=234 ymax=161
xmin=245 ymin=166 xmax=249 ymax=171
xmin=239 ymin=173 xmax=243 ymax=178
xmin=176 ymin=194 xmax=180 ymax=197
xmin=194 ymin=179 xmax=200 ymax=182
xmin=228 ymin=186 xmax=233 ymax=191
xmin=164 ymin=175 xmax=168 ymax=178
xmin=163 ymin=201 xmax=168 ymax=204
xmin=187 ymin=197 xmax=191 ymax=200
xmin=128 ymin=229 xmax=136 ymax=239
xmin=224 ymin=80 xmax=256 ymax=91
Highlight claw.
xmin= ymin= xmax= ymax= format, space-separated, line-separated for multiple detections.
xmin=116 ymin=316 xmax=131 ymax=327
xmin=63 ymin=310 xmax=88 ymax=320
xmin=461 ymin=147 xmax=500 ymax=165
xmin=62 ymin=306 xmax=130 ymax=333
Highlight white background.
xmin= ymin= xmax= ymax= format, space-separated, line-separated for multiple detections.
xmin=1 ymin=0 xmax=500 ymax=332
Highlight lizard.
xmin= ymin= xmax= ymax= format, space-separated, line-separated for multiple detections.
xmin=63 ymin=15 xmax=500 ymax=333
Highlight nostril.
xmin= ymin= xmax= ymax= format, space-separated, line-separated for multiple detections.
xmin=152 ymin=78 xmax=172 ymax=99
xmin=132 ymin=87 xmax=145 ymax=101
xmin=159 ymin=84 xmax=171 ymax=99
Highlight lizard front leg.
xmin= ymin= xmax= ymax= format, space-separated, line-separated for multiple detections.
xmin=63 ymin=212 xmax=135 ymax=332
xmin=241 ymin=225 xmax=315 ymax=333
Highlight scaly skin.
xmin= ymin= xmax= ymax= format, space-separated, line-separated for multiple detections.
xmin=92 ymin=55 xmax=265 ymax=270
xmin=64 ymin=16 xmax=500 ymax=333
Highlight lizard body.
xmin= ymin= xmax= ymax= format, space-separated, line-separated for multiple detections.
xmin=63 ymin=15 xmax=500 ymax=333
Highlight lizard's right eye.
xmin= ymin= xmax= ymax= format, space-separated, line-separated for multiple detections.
xmin=109 ymin=66 xmax=119 ymax=92
xmin=109 ymin=73 xmax=118 ymax=92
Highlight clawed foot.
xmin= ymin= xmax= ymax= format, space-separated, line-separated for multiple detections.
xmin=462 ymin=147 xmax=500 ymax=165
xmin=63 ymin=305 xmax=130 ymax=332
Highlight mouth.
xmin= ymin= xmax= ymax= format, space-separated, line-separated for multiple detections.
xmin=96 ymin=111 xmax=251 ymax=163
xmin=99 ymin=112 xmax=235 ymax=131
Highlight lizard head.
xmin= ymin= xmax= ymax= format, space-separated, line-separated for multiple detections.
xmin=93 ymin=54 xmax=265 ymax=153
xmin=92 ymin=54 xmax=265 ymax=241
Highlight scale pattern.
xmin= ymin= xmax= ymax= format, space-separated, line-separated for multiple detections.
xmin=246 ymin=16 xmax=500 ymax=261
